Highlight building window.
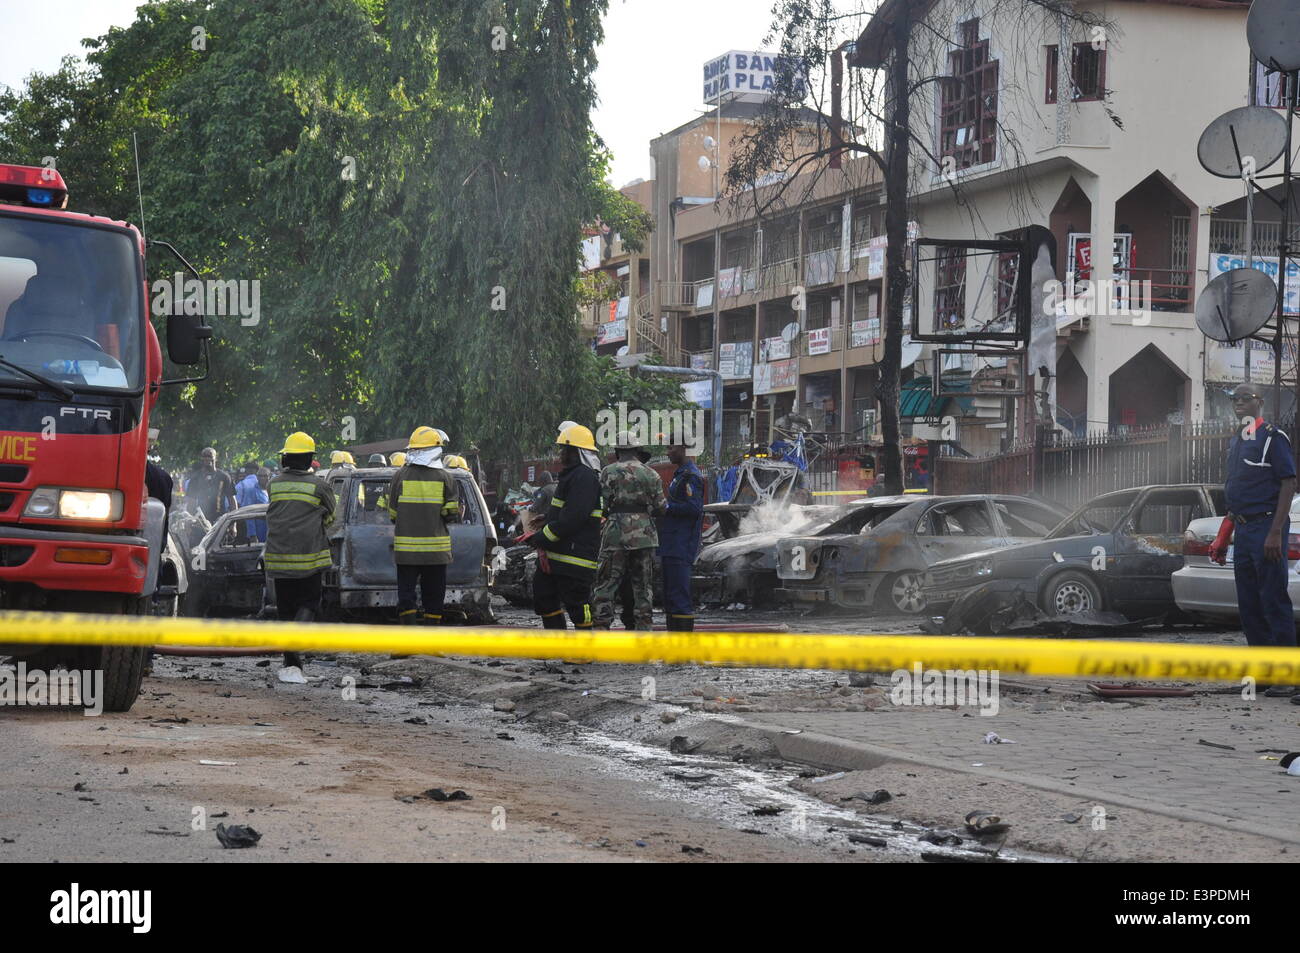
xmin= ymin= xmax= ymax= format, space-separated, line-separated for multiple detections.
xmin=933 ymin=247 xmax=966 ymax=332
xmin=1045 ymin=43 xmax=1106 ymax=103
xmin=1252 ymin=57 xmax=1296 ymax=108
xmin=939 ymin=18 xmax=999 ymax=170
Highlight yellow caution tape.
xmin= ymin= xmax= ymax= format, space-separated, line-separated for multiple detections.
xmin=0 ymin=610 xmax=1295 ymax=682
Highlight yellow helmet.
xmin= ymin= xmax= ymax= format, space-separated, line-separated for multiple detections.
xmin=445 ymin=454 xmax=467 ymax=469
xmin=557 ymin=424 xmax=596 ymax=451
xmin=390 ymin=451 xmax=407 ymax=467
xmin=408 ymin=426 xmax=443 ymax=449
xmin=280 ymin=431 xmax=315 ymax=454
xmin=330 ymin=450 xmax=355 ymax=466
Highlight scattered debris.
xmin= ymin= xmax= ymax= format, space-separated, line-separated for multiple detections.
xmin=144 ymin=829 xmax=189 ymax=837
xmin=668 ymin=736 xmax=703 ymax=754
xmin=496 ymin=732 xmax=515 ymax=740
xmin=681 ymin=845 xmax=704 ymax=855
xmin=492 ymin=699 xmax=517 ymax=713
xmin=1088 ymin=684 xmax=1195 ymax=699
xmin=404 ymin=716 xmax=427 ymax=725
xmin=847 ymin=833 xmax=887 ymax=847
xmin=843 ymin=789 xmax=892 ymax=805
xmin=809 ymin=771 xmax=847 ymax=784
xmin=215 ymin=823 xmax=261 ymax=849
xmin=750 ymin=805 xmax=784 ymax=817
xmin=1281 ymin=753 xmax=1300 ymax=776
xmin=964 ymin=810 xmax=1011 ymax=837
xmin=983 ymin=732 xmax=1017 ymax=744
xmin=668 ymin=772 xmax=714 ymax=783
xmin=548 ymin=711 xmax=571 ymax=723
xmin=398 ymin=788 xmax=473 ymax=803
xmin=73 ymin=782 xmax=88 ymax=792
xmin=1062 ymin=813 xmax=1082 ymax=824
xmin=918 ymin=830 xmax=962 ymax=846
xmin=659 ymin=711 xmax=678 ymax=724
xmin=198 ymin=760 xmax=237 ymax=766
xmin=1197 ymin=739 xmax=1236 ymax=751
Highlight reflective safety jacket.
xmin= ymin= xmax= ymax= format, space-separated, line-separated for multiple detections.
xmin=539 ymin=462 xmax=603 ymax=581
xmin=387 ymin=464 xmax=460 ymax=565
xmin=264 ymin=469 xmax=336 ymax=578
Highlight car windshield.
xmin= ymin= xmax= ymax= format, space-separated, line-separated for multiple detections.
xmin=1049 ymin=494 xmax=1136 ymax=538
xmin=0 ymin=213 xmax=143 ymax=392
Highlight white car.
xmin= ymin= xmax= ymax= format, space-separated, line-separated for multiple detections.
xmin=1172 ymin=497 xmax=1300 ymax=622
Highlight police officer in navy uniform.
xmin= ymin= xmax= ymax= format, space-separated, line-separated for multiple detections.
xmin=1215 ymin=384 xmax=1297 ymax=694
xmin=657 ymin=430 xmax=704 ymax=631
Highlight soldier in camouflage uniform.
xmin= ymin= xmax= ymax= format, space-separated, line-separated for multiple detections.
xmin=592 ymin=431 xmax=666 ymax=629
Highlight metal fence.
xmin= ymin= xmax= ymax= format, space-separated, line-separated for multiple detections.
xmin=935 ymin=418 xmax=1255 ymax=510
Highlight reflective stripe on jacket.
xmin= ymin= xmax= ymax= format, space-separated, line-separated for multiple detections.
xmin=387 ymin=465 xmax=460 ymax=565
xmin=264 ymin=470 xmax=336 ymax=578
xmin=539 ymin=463 xmax=602 ymax=581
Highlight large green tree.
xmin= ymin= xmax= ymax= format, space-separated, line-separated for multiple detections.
xmin=0 ymin=0 xmax=649 ymax=469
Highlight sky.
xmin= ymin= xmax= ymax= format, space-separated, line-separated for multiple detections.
xmin=0 ymin=0 xmax=838 ymax=188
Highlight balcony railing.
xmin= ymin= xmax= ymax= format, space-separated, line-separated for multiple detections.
xmin=1065 ymin=267 xmax=1193 ymax=313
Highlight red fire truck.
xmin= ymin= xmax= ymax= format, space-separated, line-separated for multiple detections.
xmin=0 ymin=163 xmax=209 ymax=710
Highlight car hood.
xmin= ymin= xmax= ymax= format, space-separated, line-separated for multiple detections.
xmin=696 ymin=531 xmax=783 ymax=569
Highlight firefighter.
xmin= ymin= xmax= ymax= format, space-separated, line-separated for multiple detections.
xmin=387 ymin=426 xmax=460 ymax=625
xmin=592 ymin=432 xmax=665 ymax=630
xmin=264 ymin=431 xmax=336 ymax=675
xmin=390 ymin=451 xmax=407 ymax=467
xmin=367 ymin=453 xmax=388 ymax=467
xmin=657 ymin=428 xmax=705 ymax=631
xmin=527 ymin=424 xmax=603 ymax=629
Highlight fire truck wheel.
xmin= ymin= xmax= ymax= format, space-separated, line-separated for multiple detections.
xmin=73 ymin=594 xmax=148 ymax=712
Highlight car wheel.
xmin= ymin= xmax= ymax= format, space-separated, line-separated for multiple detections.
xmin=877 ymin=570 xmax=927 ymax=615
xmin=1040 ymin=570 xmax=1102 ymax=617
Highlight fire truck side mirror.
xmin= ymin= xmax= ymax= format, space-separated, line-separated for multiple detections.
xmin=167 ymin=310 xmax=211 ymax=365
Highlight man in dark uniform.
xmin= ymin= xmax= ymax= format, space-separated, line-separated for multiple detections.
xmin=1211 ymin=385 xmax=1297 ymax=694
xmin=657 ymin=430 xmax=704 ymax=631
xmin=528 ymin=425 xmax=603 ymax=629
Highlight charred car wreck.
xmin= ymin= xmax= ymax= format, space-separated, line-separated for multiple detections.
xmin=923 ymin=484 xmax=1225 ymax=633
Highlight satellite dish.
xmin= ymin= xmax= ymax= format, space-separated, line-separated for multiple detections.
xmin=1248 ymin=0 xmax=1300 ymax=73
xmin=1196 ymin=106 xmax=1288 ymax=179
xmin=900 ymin=333 xmax=923 ymax=367
xmin=697 ymin=155 xmax=712 ymax=172
xmin=703 ymin=135 xmax=717 ymax=150
xmin=780 ymin=322 xmax=800 ymax=342
xmin=1194 ymin=267 xmax=1277 ymax=342
xmin=616 ymin=345 xmax=629 ymax=356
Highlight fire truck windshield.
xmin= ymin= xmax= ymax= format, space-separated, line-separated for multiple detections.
xmin=0 ymin=213 xmax=143 ymax=393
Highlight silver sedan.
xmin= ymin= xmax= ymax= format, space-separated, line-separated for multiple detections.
xmin=1171 ymin=498 xmax=1300 ymax=622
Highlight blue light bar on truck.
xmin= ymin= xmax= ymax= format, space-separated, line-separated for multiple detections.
xmin=0 ymin=164 xmax=69 ymax=209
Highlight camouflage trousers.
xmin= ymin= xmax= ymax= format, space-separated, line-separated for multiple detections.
xmin=592 ymin=546 xmax=656 ymax=630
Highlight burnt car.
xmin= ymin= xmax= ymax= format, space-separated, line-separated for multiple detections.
xmin=323 ymin=466 xmax=497 ymax=622
xmin=922 ymin=484 xmax=1226 ymax=627
xmin=181 ymin=504 xmax=269 ymax=617
xmin=693 ymin=503 xmax=852 ymax=607
xmin=772 ymin=495 xmax=1067 ymax=614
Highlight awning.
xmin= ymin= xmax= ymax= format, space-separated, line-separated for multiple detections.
xmin=900 ymin=376 xmax=974 ymax=419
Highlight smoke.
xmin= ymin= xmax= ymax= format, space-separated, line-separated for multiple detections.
xmin=736 ymin=503 xmax=841 ymax=538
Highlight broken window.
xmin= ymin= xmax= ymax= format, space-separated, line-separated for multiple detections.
xmin=921 ymin=501 xmax=995 ymax=536
xmin=219 ymin=516 xmax=264 ymax=549
xmin=1128 ymin=489 xmax=1206 ymax=538
xmin=1045 ymin=43 xmax=1106 ymax=103
xmin=939 ymin=18 xmax=999 ymax=170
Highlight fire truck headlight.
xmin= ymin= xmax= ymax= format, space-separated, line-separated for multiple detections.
xmin=58 ymin=490 xmax=121 ymax=520
xmin=25 ymin=488 xmax=123 ymax=521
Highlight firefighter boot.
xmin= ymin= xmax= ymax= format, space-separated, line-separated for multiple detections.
xmin=539 ymin=608 xmax=568 ymax=630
